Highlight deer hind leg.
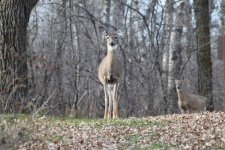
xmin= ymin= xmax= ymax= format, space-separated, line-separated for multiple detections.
xmin=113 ymin=84 xmax=119 ymax=119
xmin=104 ymin=84 xmax=109 ymax=119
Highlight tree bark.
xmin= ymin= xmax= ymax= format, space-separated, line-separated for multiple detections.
xmin=218 ymin=0 xmax=225 ymax=110
xmin=183 ymin=0 xmax=192 ymax=58
xmin=218 ymin=0 xmax=225 ymax=35
xmin=161 ymin=0 xmax=174 ymax=114
xmin=0 ymin=0 xmax=38 ymax=113
xmin=167 ymin=2 xmax=185 ymax=114
xmin=53 ymin=0 xmax=67 ymax=115
xmin=194 ymin=0 xmax=213 ymax=111
xmin=103 ymin=0 xmax=111 ymax=24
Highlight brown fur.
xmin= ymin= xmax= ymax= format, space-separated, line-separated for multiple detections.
xmin=98 ymin=28 xmax=123 ymax=119
xmin=98 ymin=52 xmax=122 ymax=84
xmin=175 ymin=80 xmax=206 ymax=114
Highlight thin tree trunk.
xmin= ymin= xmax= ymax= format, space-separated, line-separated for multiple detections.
xmin=218 ymin=0 xmax=225 ymax=35
xmin=167 ymin=2 xmax=185 ymax=114
xmin=70 ymin=1 xmax=81 ymax=116
xmin=103 ymin=0 xmax=111 ymax=24
xmin=183 ymin=0 xmax=192 ymax=58
xmin=161 ymin=0 xmax=174 ymax=114
xmin=126 ymin=0 xmax=138 ymax=116
xmin=194 ymin=0 xmax=213 ymax=111
xmin=0 ymin=0 xmax=38 ymax=113
xmin=53 ymin=0 xmax=67 ymax=115
xmin=218 ymin=0 xmax=225 ymax=110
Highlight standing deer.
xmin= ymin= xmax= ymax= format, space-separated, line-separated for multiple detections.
xmin=175 ymin=80 xmax=207 ymax=114
xmin=98 ymin=27 xmax=123 ymax=119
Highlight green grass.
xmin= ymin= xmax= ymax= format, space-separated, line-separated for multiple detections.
xmin=129 ymin=143 xmax=175 ymax=150
xmin=0 ymin=113 xmax=27 ymax=120
xmin=48 ymin=116 xmax=166 ymax=128
xmin=1 ymin=113 xmax=224 ymax=149
xmin=0 ymin=114 xmax=169 ymax=149
xmin=127 ymin=132 xmax=159 ymax=143
xmin=48 ymin=135 xmax=65 ymax=142
xmin=126 ymin=132 xmax=173 ymax=149
xmin=150 ymin=143 xmax=176 ymax=150
xmin=0 ymin=114 xmax=35 ymax=149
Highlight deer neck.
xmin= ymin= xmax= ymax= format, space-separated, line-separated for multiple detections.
xmin=177 ymin=90 xmax=184 ymax=102
xmin=106 ymin=48 xmax=116 ymax=69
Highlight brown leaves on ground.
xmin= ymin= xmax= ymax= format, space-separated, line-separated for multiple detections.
xmin=1 ymin=112 xmax=225 ymax=149
xmin=150 ymin=112 xmax=225 ymax=149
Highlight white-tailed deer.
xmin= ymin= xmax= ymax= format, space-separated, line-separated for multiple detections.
xmin=175 ymin=80 xmax=207 ymax=114
xmin=98 ymin=27 xmax=123 ymax=119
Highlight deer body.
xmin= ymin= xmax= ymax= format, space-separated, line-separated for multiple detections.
xmin=98 ymin=28 xmax=123 ymax=119
xmin=175 ymin=80 xmax=206 ymax=114
xmin=98 ymin=51 xmax=122 ymax=84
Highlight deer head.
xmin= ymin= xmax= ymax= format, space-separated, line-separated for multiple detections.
xmin=99 ymin=27 xmax=122 ymax=51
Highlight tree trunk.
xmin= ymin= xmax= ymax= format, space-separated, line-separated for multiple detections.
xmin=161 ymin=0 xmax=174 ymax=114
xmin=167 ymin=2 xmax=185 ymax=114
xmin=183 ymin=0 xmax=192 ymax=58
xmin=194 ymin=0 xmax=213 ymax=111
xmin=218 ymin=0 xmax=225 ymax=110
xmin=69 ymin=0 xmax=81 ymax=116
xmin=103 ymin=0 xmax=111 ymax=24
xmin=218 ymin=0 xmax=225 ymax=35
xmin=53 ymin=0 xmax=67 ymax=115
xmin=0 ymin=0 xmax=38 ymax=113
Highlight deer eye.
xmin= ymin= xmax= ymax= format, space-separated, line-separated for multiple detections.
xmin=114 ymin=36 xmax=118 ymax=39
xmin=105 ymin=36 xmax=109 ymax=39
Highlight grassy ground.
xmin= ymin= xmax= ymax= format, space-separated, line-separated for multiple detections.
xmin=1 ymin=112 xmax=225 ymax=149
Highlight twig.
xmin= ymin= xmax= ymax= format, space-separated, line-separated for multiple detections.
xmin=32 ymin=89 xmax=56 ymax=118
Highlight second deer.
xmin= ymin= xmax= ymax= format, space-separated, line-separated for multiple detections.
xmin=98 ymin=27 xmax=123 ymax=119
xmin=175 ymin=80 xmax=207 ymax=114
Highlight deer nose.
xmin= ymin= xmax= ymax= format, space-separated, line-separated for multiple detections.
xmin=110 ymin=42 xmax=115 ymax=46
xmin=177 ymin=87 xmax=180 ymax=90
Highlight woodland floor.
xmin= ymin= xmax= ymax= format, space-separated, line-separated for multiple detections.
xmin=0 ymin=112 xmax=225 ymax=150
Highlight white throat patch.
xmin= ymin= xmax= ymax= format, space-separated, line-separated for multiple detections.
xmin=108 ymin=45 xmax=117 ymax=51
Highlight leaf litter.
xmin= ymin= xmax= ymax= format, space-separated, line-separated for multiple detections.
xmin=0 ymin=112 xmax=225 ymax=149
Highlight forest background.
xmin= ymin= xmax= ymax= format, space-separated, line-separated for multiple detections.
xmin=0 ymin=0 xmax=224 ymax=117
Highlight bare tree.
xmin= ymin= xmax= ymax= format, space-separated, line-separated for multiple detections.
xmin=17 ymin=0 xmax=223 ymax=117
xmin=183 ymin=0 xmax=192 ymax=58
xmin=103 ymin=0 xmax=111 ymax=24
xmin=0 ymin=0 xmax=38 ymax=113
xmin=216 ymin=0 xmax=225 ymax=111
xmin=167 ymin=2 xmax=185 ymax=114
xmin=161 ymin=0 xmax=174 ymax=113
xmin=52 ymin=0 xmax=67 ymax=115
xmin=218 ymin=0 xmax=225 ymax=35
xmin=194 ymin=0 xmax=213 ymax=111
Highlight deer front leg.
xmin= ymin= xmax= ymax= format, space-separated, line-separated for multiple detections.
xmin=107 ymin=85 xmax=113 ymax=119
xmin=179 ymin=105 xmax=185 ymax=114
xmin=104 ymin=84 xmax=109 ymax=119
xmin=113 ymin=84 xmax=119 ymax=119
xmin=180 ymin=109 xmax=185 ymax=114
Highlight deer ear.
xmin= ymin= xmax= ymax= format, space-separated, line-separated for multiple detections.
xmin=99 ymin=27 xmax=108 ymax=36
xmin=116 ymin=30 xmax=123 ymax=36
